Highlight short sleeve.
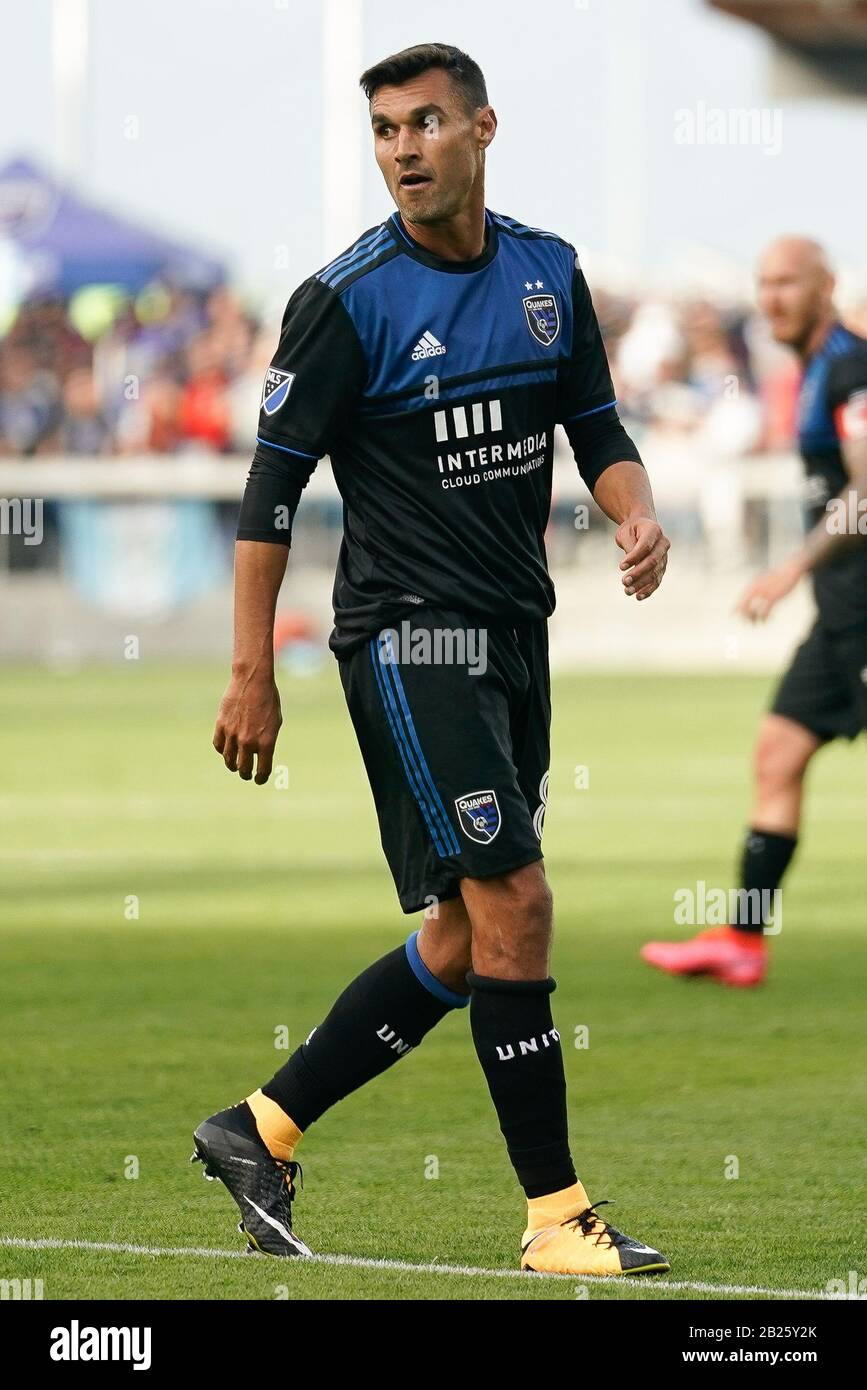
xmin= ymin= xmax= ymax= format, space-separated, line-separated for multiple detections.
xmin=556 ymin=255 xmax=617 ymax=425
xmin=257 ymin=277 xmax=368 ymax=458
xmin=827 ymin=348 xmax=867 ymax=446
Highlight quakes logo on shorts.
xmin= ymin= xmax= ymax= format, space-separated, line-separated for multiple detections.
xmin=455 ymin=789 xmax=501 ymax=844
xmin=523 ymin=293 xmax=560 ymax=347
xmin=261 ymin=368 xmax=296 ymax=416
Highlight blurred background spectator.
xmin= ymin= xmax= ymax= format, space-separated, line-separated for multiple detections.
xmin=0 ymin=275 xmax=828 ymax=461
xmin=0 ymin=282 xmax=263 ymax=457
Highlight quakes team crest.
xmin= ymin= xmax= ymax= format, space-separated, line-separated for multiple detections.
xmin=261 ymin=367 xmax=295 ymax=416
xmin=455 ymin=789 xmax=501 ymax=844
xmin=523 ymin=292 xmax=560 ymax=347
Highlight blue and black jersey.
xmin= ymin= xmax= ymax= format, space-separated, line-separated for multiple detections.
xmin=238 ymin=208 xmax=642 ymax=656
xmin=797 ymin=322 xmax=867 ymax=630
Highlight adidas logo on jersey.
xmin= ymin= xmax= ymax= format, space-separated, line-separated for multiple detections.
xmin=412 ymin=330 xmax=447 ymax=361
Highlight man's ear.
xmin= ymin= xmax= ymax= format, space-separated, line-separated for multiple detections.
xmin=478 ymin=106 xmax=497 ymax=151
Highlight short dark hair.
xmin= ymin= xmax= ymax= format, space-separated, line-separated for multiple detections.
xmin=359 ymin=43 xmax=488 ymax=113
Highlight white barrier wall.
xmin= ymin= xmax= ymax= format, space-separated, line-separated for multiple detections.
xmin=0 ymin=448 xmax=816 ymax=672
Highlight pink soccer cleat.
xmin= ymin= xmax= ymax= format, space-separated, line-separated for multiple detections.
xmin=640 ymin=925 xmax=767 ymax=987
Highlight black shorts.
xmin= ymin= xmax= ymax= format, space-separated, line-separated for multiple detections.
xmin=771 ymin=619 xmax=867 ymax=742
xmin=339 ymin=606 xmax=550 ymax=913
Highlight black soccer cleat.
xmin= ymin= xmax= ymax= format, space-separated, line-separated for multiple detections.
xmin=190 ymin=1103 xmax=312 ymax=1258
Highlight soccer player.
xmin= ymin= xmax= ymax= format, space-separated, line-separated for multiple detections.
xmin=193 ymin=43 xmax=671 ymax=1275
xmin=642 ymin=237 xmax=867 ymax=988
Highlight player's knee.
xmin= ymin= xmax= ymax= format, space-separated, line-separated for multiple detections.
xmin=469 ymin=862 xmax=553 ymax=971
xmin=486 ymin=861 xmax=551 ymax=921
xmin=513 ymin=864 xmax=553 ymax=928
xmin=416 ymin=901 xmax=473 ymax=987
xmin=437 ymin=925 xmax=474 ymax=977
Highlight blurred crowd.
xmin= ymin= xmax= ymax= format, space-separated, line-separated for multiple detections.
xmin=2 ymin=279 xmax=867 ymax=460
xmin=599 ymin=290 xmax=851 ymax=459
xmin=0 ymin=285 xmax=272 ymax=458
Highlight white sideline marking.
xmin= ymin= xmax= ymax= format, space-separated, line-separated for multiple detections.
xmin=0 ymin=1237 xmax=834 ymax=1299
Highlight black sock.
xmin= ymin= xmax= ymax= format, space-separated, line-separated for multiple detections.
xmin=261 ymin=933 xmax=466 ymax=1130
xmin=732 ymin=827 xmax=797 ymax=933
xmin=466 ymin=972 xmax=576 ymax=1199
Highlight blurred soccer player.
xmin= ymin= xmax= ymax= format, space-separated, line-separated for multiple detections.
xmin=642 ymin=237 xmax=867 ymax=987
xmin=192 ymin=43 xmax=670 ymax=1275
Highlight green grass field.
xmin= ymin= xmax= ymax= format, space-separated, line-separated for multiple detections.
xmin=1 ymin=664 xmax=864 ymax=1301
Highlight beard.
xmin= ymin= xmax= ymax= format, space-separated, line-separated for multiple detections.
xmin=394 ymin=168 xmax=473 ymax=225
xmin=396 ymin=188 xmax=447 ymax=223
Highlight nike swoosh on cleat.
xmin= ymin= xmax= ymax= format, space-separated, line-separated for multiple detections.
xmin=521 ymin=1228 xmax=556 ymax=1256
xmin=241 ymin=1196 xmax=311 ymax=1256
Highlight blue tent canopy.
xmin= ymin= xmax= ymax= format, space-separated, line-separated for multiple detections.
xmin=0 ymin=157 xmax=226 ymax=296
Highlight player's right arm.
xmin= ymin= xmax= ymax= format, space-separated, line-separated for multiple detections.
xmin=213 ymin=540 xmax=289 ymax=783
xmin=213 ymin=276 xmax=367 ymax=784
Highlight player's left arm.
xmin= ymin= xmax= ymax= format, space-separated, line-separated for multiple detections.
xmin=557 ymin=252 xmax=670 ymax=601
xmin=739 ymin=351 xmax=867 ymax=622
xmin=796 ymin=355 xmax=867 ymax=569
xmin=798 ymin=436 xmax=867 ymax=566
xmin=592 ymin=459 xmax=670 ymax=601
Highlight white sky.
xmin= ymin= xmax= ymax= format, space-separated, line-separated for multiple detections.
xmin=3 ymin=0 xmax=866 ymax=308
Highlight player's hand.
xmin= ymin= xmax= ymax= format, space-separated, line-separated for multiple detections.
xmin=616 ymin=516 xmax=670 ymax=600
xmin=212 ymin=674 xmax=282 ymax=784
xmin=736 ymin=560 xmax=802 ymax=623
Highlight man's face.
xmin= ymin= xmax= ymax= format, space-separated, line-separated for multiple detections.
xmin=756 ymin=241 xmax=833 ymax=350
xmin=369 ymin=68 xmax=494 ymax=224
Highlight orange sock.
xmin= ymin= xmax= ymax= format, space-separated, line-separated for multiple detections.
xmin=526 ymin=1179 xmax=591 ymax=1234
xmin=246 ymin=1088 xmax=304 ymax=1162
